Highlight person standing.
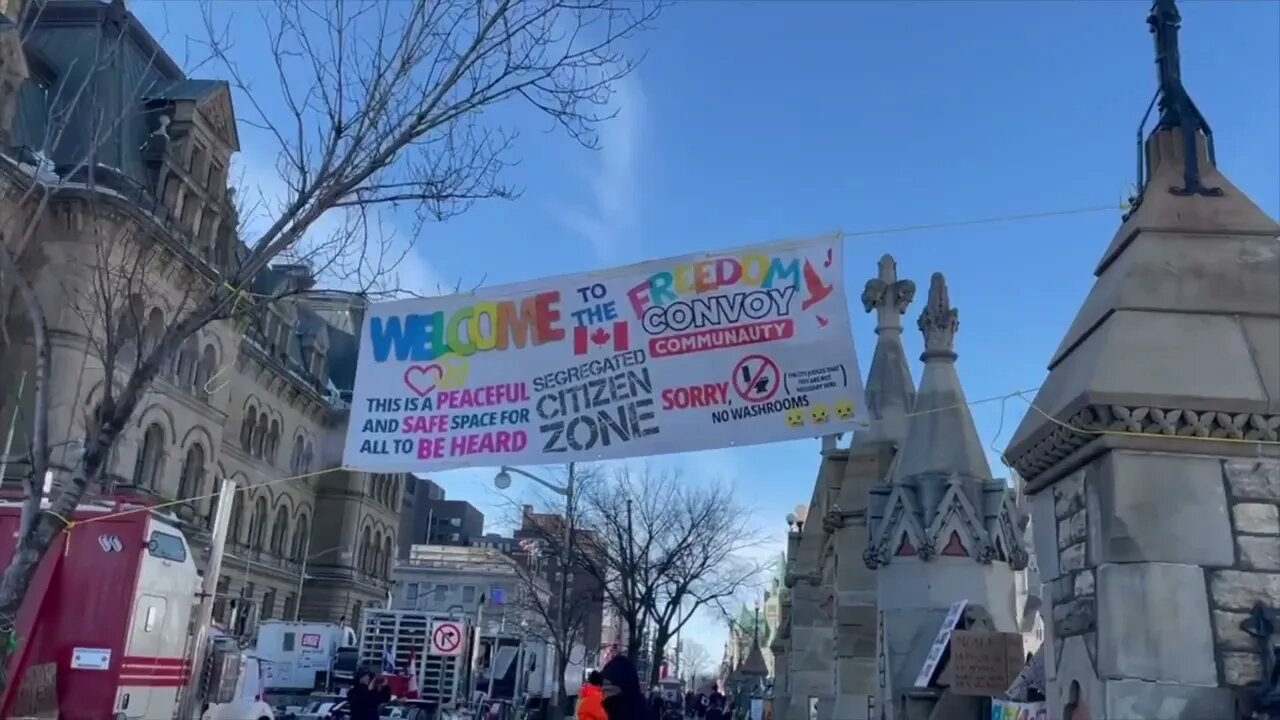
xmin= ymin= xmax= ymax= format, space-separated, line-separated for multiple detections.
xmin=599 ymin=656 xmax=648 ymax=720
xmin=579 ymin=671 xmax=608 ymax=720
xmin=347 ymin=669 xmax=393 ymax=720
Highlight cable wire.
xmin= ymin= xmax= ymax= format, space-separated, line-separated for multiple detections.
xmin=54 ymin=385 xmax=1280 ymax=530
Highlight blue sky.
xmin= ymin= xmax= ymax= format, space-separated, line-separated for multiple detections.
xmin=134 ymin=0 xmax=1279 ymax=657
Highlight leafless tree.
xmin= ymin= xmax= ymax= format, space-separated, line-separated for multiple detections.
xmin=573 ymin=468 xmax=767 ymax=684
xmin=678 ymin=639 xmax=712 ymax=680
xmin=0 ymin=0 xmax=658 ymax=689
xmin=501 ymin=464 xmax=605 ymax=719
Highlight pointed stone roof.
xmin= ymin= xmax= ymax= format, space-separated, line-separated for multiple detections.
xmin=889 ymin=273 xmax=992 ymax=484
xmin=858 ymin=255 xmax=918 ymax=446
xmin=1005 ymin=0 xmax=1280 ymax=485
xmin=1005 ymin=128 xmax=1280 ymax=483
xmin=738 ymin=640 xmax=769 ymax=678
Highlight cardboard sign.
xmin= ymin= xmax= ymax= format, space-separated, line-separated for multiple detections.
xmin=948 ymin=630 xmax=1025 ymax=697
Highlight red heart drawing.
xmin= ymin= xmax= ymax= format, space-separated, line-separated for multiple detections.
xmin=403 ymin=364 xmax=444 ymax=397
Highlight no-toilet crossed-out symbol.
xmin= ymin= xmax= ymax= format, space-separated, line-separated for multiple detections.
xmin=732 ymin=354 xmax=780 ymax=404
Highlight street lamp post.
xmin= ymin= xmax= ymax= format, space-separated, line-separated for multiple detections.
xmin=494 ymin=463 xmax=576 ymax=720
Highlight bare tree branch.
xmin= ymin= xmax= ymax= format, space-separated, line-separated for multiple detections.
xmin=0 ymin=0 xmax=660 ymax=692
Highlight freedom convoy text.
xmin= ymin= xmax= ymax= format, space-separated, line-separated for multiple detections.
xmin=342 ymin=236 xmax=866 ymax=472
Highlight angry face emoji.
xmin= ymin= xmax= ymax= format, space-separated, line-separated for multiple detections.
xmin=810 ymin=404 xmax=829 ymax=424
xmin=786 ymin=409 xmax=805 ymax=428
xmin=835 ymin=399 xmax=855 ymax=421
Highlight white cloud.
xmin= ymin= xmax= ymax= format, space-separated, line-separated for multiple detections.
xmin=229 ymin=150 xmax=446 ymax=298
xmin=554 ymin=74 xmax=647 ymax=263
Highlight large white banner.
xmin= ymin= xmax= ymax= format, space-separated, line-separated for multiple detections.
xmin=343 ymin=235 xmax=866 ymax=472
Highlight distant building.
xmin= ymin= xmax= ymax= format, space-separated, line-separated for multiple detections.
xmin=391 ymin=544 xmax=544 ymax=620
xmin=473 ymin=533 xmax=517 ymax=554
xmin=397 ymin=477 xmax=484 ymax=557
xmin=514 ymin=505 xmax=606 ymax=662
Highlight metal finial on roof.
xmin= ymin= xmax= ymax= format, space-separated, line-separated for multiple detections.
xmin=1143 ymin=0 xmax=1221 ymax=197
xmin=917 ymin=273 xmax=958 ymax=360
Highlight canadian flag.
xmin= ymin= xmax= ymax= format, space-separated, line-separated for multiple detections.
xmin=407 ymin=652 xmax=420 ymax=698
xmin=573 ymin=322 xmax=630 ymax=355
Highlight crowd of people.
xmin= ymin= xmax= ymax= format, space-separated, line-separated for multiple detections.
xmin=576 ymin=657 xmax=735 ymax=720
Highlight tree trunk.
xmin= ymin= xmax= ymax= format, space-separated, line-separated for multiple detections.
xmin=649 ymin=627 xmax=671 ymax=687
xmin=554 ymin=649 xmax=571 ymax=720
xmin=625 ymin=612 xmax=645 ymax=660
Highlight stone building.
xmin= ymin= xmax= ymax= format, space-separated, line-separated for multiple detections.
xmin=398 ymin=476 xmax=486 ymax=558
xmin=775 ymin=256 xmax=1028 ymax=720
xmin=1003 ymin=2 xmax=1280 ymax=718
xmin=514 ymin=505 xmax=607 ymax=661
xmin=0 ymin=0 xmax=404 ymax=633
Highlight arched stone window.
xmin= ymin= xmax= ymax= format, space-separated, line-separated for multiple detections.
xmin=290 ymin=436 xmax=305 ymax=474
xmin=251 ymin=496 xmax=268 ymax=549
xmin=382 ymin=535 xmax=392 ymax=578
xmin=174 ymin=337 xmax=198 ymax=386
xmin=240 ymin=406 xmax=256 ymax=453
xmin=266 ymin=420 xmax=281 ymax=464
xmin=252 ymin=412 xmax=268 ymax=457
xmin=271 ymin=505 xmax=290 ymax=556
xmin=141 ymin=307 xmax=165 ymax=356
xmin=177 ymin=444 xmax=205 ymax=500
xmin=301 ymin=440 xmax=314 ymax=474
xmin=194 ymin=345 xmax=217 ymax=400
xmin=372 ymin=531 xmax=383 ymax=576
xmin=114 ymin=295 xmax=146 ymax=364
xmin=132 ymin=423 xmax=165 ymax=489
xmin=292 ymin=513 xmax=310 ymax=561
xmin=228 ymin=491 xmax=245 ymax=544
xmin=359 ymin=526 xmax=372 ymax=572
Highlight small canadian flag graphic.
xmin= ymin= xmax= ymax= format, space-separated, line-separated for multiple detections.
xmin=574 ymin=322 xmax=630 ymax=355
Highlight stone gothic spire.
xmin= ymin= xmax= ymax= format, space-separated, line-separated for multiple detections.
xmin=1002 ymin=2 xmax=1279 ymax=716
xmin=858 ymin=255 xmax=916 ymax=446
xmin=865 ymin=272 xmax=1026 ymax=570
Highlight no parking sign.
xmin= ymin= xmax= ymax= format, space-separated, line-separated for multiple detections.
xmin=430 ymin=620 xmax=465 ymax=656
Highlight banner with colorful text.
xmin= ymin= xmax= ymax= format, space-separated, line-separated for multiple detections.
xmin=343 ymin=235 xmax=866 ymax=471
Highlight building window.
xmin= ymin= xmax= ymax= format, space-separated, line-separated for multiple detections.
xmin=228 ymin=493 xmax=244 ymax=545
xmin=433 ymin=584 xmax=448 ymax=604
xmin=240 ymin=406 xmax=256 ymax=453
xmin=283 ymin=593 xmax=297 ymax=621
xmin=177 ymin=444 xmax=204 ymax=501
xmin=461 ymin=586 xmax=476 ymax=604
xmin=251 ymin=496 xmax=268 ymax=549
xmin=292 ymin=514 xmax=310 ymax=561
xmin=406 ymin=583 xmax=419 ymax=606
xmin=271 ymin=505 xmax=290 ymax=557
xmin=261 ymin=589 xmax=276 ymax=620
xmin=132 ymin=423 xmax=165 ymax=489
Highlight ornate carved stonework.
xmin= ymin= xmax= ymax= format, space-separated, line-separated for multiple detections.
xmin=918 ymin=272 xmax=959 ymax=356
xmin=1009 ymin=403 xmax=1280 ymax=481
xmin=861 ymin=255 xmax=916 ymax=324
xmin=865 ymin=474 xmax=1028 ymax=570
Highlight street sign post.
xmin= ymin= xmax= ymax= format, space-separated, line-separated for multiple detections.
xmin=431 ymin=620 xmax=465 ymax=657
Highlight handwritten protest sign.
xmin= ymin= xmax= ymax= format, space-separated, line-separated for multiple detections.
xmin=343 ymin=236 xmax=864 ymax=471
xmin=948 ymin=630 xmax=1025 ymax=697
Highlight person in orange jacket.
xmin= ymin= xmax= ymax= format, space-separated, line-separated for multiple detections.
xmin=578 ymin=670 xmax=607 ymax=720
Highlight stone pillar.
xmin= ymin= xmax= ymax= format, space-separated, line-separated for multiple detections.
xmin=779 ymin=513 xmax=834 ymax=720
xmin=1005 ymin=127 xmax=1280 ymax=720
xmin=832 ymin=443 xmax=894 ymax=720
